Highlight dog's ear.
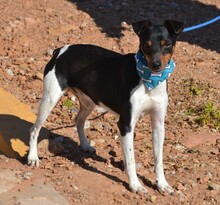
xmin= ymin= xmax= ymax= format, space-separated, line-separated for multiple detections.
xmin=132 ymin=20 xmax=152 ymax=36
xmin=164 ymin=20 xmax=184 ymax=36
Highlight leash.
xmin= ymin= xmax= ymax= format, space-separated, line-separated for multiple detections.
xmin=183 ymin=16 xmax=220 ymax=32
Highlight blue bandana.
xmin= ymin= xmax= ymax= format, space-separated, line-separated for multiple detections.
xmin=135 ymin=51 xmax=175 ymax=90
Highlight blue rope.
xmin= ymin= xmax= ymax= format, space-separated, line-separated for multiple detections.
xmin=183 ymin=16 xmax=220 ymax=32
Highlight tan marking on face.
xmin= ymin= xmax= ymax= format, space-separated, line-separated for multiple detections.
xmin=143 ymin=53 xmax=153 ymax=69
xmin=146 ymin=40 xmax=152 ymax=47
xmin=160 ymin=53 xmax=173 ymax=69
xmin=160 ymin=40 xmax=166 ymax=46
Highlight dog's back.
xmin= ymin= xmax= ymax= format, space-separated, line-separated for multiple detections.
xmin=44 ymin=44 xmax=140 ymax=113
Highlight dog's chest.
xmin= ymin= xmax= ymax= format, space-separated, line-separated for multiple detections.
xmin=130 ymin=81 xmax=168 ymax=116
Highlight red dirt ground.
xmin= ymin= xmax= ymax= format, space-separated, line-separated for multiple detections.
xmin=0 ymin=0 xmax=219 ymax=204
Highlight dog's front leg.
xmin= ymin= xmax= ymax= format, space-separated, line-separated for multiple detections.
xmin=151 ymin=110 xmax=174 ymax=194
xmin=119 ymin=119 xmax=147 ymax=194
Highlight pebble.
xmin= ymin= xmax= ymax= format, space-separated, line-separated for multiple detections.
xmin=35 ymin=72 xmax=44 ymax=81
xmin=113 ymin=134 xmax=119 ymax=140
xmin=71 ymin=95 xmax=77 ymax=101
xmin=6 ymin=68 xmax=14 ymax=76
xmin=121 ymin=21 xmax=129 ymax=30
xmin=150 ymin=195 xmax=157 ymax=203
xmin=73 ymin=185 xmax=79 ymax=191
xmin=47 ymin=49 xmax=54 ymax=56
xmin=95 ymin=106 xmax=107 ymax=113
xmin=18 ymin=75 xmax=27 ymax=84
xmin=175 ymin=144 xmax=186 ymax=151
xmin=22 ymin=172 xmax=33 ymax=180
xmin=179 ymin=192 xmax=186 ymax=203
xmin=84 ymin=120 xmax=90 ymax=129
xmin=90 ymin=140 xmax=96 ymax=147
xmin=208 ymin=182 xmax=220 ymax=191
xmin=136 ymin=162 xmax=142 ymax=170
xmin=97 ymin=139 xmax=105 ymax=144
xmin=216 ymin=138 xmax=220 ymax=145
xmin=80 ymin=22 xmax=87 ymax=30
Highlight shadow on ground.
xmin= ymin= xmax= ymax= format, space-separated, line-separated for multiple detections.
xmin=0 ymin=114 xmax=48 ymax=158
xmin=69 ymin=0 xmax=220 ymax=52
xmin=0 ymin=114 xmax=139 ymax=190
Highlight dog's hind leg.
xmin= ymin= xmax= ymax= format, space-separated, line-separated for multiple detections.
xmin=74 ymin=89 xmax=96 ymax=153
xmin=28 ymin=68 xmax=65 ymax=166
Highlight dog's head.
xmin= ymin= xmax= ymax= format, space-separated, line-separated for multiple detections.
xmin=132 ymin=20 xmax=184 ymax=73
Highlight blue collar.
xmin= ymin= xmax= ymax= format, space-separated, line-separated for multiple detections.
xmin=135 ymin=51 xmax=175 ymax=90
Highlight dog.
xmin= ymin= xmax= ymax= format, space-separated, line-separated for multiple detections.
xmin=28 ymin=20 xmax=184 ymax=194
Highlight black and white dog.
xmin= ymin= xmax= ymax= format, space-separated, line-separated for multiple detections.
xmin=28 ymin=20 xmax=184 ymax=194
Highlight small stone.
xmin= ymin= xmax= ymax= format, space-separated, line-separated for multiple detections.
xmin=47 ymin=49 xmax=54 ymax=56
xmin=24 ymin=17 xmax=37 ymax=26
xmin=208 ymin=182 xmax=220 ymax=191
xmin=90 ymin=140 xmax=96 ymax=147
xmin=44 ymin=163 xmax=53 ymax=170
xmin=18 ymin=75 xmax=27 ymax=84
xmin=150 ymin=195 xmax=157 ymax=202
xmin=122 ymin=193 xmax=131 ymax=200
xmin=121 ymin=21 xmax=129 ymax=29
xmin=84 ymin=120 xmax=90 ymax=129
xmin=35 ymin=72 xmax=44 ymax=81
xmin=71 ymin=95 xmax=77 ymax=101
xmin=57 ymin=35 xmax=68 ymax=43
xmin=73 ymin=185 xmax=79 ymax=191
xmin=26 ymin=57 xmax=35 ymax=64
xmin=22 ymin=172 xmax=33 ymax=180
xmin=113 ymin=134 xmax=119 ymax=140
xmin=6 ymin=68 xmax=14 ymax=76
xmin=179 ymin=192 xmax=186 ymax=202
xmin=136 ymin=162 xmax=142 ymax=170
xmin=99 ymin=138 xmax=106 ymax=143
xmin=216 ymin=138 xmax=220 ymax=145
xmin=95 ymin=106 xmax=107 ymax=113
xmin=80 ymin=22 xmax=87 ymax=30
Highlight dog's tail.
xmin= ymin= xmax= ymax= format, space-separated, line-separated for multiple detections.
xmin=52 ymin=48 xmax=60 ymax=56
xmin=44 ymin=48 xmax=61 ymax=77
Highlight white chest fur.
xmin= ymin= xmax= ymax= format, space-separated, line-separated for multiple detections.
xmin=130 ymin=80 xmax=168 ymax=121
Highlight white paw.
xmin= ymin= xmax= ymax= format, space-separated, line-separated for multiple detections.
xmin=27 ymin=154 xmax=40 ymax=167
xmin=157 ymin=182 xmax=174 ymax=195
xmin=80 ymin=144 xmax=96 ymax=154
xmin=130 ymin=183 xmax=148 ymax=195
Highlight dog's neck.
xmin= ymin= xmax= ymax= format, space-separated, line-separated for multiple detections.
xmin=135 ymin=51 xmax=175 ymax=90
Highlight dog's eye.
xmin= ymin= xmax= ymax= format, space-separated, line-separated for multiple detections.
xmin=163 ymin=44 xmax=172 ymax=49
xmin=142 ymin=44 xmax=151 ymax=53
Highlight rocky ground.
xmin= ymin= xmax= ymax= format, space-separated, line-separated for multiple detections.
xmin=0 ymin=0 xmax=219 ymax=204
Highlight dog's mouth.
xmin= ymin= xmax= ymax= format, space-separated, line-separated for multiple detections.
xmin=150 ymin=68 xmax=164 ymax=74
xmin=148 ymin=66 xmax=165 ymax=74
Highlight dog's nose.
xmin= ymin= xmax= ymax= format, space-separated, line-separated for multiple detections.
xmin=152 ymin=61 xmax=161 ymax=70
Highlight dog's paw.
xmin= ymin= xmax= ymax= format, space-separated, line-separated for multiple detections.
xmin=157 ymin=182 xmax=174 ymax=195
xmin=27 ymin=154 xmax=40 ymax=167
xmin=130 ymin=183 xmax=148 ymax=195
xmin=80 ymin=144 xmax=96 ymax=154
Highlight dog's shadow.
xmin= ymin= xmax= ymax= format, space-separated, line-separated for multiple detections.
xmin=0 ymin=114 xmax=155 ymax=191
